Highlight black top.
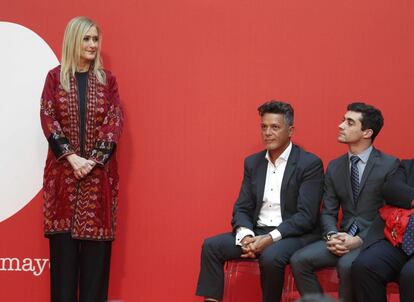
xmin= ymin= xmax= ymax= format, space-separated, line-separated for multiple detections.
xmin=75 ymin=71 xmax=88 ymax=155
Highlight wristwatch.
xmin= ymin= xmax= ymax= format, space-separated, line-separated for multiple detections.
xmin=323 ymin=231 xmax=338 ymax=241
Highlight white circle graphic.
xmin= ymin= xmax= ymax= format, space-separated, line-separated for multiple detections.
xmin=0 ymin=22 xmax=58 ymax=222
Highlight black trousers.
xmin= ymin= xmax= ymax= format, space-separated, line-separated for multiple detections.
xmin=49 ymin=233 xmax=112 ymax=302
xmin=195 ymin=228 xmax=304 ymax=302
xmin=352 ymin=239 xmax=414 ymax=302
xmin=290 ymin=240 xmax=361 ymax=302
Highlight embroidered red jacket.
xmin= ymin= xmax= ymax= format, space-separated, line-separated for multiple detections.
xmin=40 ymin=66 xmax=123 ymax=240
xmin=379 ymin=205 xmax=414 ymax=246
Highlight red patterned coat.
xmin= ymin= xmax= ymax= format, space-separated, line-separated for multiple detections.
xmin=40 ymin=66 xmax=123 ymax=240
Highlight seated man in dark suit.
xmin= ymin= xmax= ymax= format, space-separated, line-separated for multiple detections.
xmin=195 ymin=101 xmax=324 ymax=302
xmin=352 ymin=160 xmax=414 ymax=302
xmin=290 ymin=102 xmax=398 ymax=302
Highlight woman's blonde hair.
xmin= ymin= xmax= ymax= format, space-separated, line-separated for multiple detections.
xmin=60 ymin=16 xmax=106 ymax=92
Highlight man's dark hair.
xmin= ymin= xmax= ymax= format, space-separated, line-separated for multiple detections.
xmin=257 ymin=101 xmax=294 ymax=126
xmin=347 ymin=102 xmax=384 ymax=142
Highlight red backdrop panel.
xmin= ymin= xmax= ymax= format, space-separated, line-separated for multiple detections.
xmin=1 ymin=1 xmax=414 ymax=301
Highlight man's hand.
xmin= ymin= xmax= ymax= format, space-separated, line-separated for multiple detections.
xmin=326 ymin=234 xmax=349 ymax=256
xmin=338 ymin=232 xmax=363 ymax=250
xmin=326 ymin=232 xmax=362 ymax=256
xmin=66 ymin=154 xmax=96 ymax=180
xmin=240 ymin=235 xmax=256 ymax=258
xmin=247 ymin=234 xmax=273 ymax=254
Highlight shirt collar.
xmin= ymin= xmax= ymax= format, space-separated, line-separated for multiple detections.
xmin=348 ymin=145 xmax=373 ymax=164
xmin=265 ymin=141 xmax=293 ymax=164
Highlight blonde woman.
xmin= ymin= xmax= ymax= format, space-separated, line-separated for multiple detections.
xmin=40 ymin=16 xmax=123 ymax=302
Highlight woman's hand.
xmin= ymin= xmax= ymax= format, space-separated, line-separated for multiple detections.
xmin=66 ymin=154 xmax=96 ymax=180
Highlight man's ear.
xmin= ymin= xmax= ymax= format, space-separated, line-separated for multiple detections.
xmin=362 ymin=128 xmax=373 ymax=139
xmin=288 ymin=126 xmax=294 ymax=137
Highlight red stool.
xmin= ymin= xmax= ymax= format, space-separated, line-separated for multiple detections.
xmin=284 ymin=268 xmax=400 ymax=302
xmin=222 ymin=260 xmax=261 ymax=302
xmin=223 ymin=259 xmax=400 ymax=302
xmin=222 ymin=260 xmax=292 ymax=302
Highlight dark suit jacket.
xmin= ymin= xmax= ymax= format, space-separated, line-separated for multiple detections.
xmin=320 ymin=147 xmax=398 ymax=242
xmin=364 ymin=159 xmax=414 ymax=247
xmin=231 ymin=144 xmax=324 ymax=243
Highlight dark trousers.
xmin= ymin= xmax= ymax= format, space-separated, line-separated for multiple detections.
xmin=290 ymin=240 xmax=361 ymax=302
xmin=352 ymin=239 xmax=414 ymax=302
xmin=195 ymin=228 xmax=304 ymax=302
xmin=49 ymin=233 xmax=112 ymax=302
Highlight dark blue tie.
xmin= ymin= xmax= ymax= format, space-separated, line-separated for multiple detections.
xmin=402 ymin=215 xmax=414 ymax=256
xmin=350 ymin=155 xmax=360 ymax=203
xmin=348 ymin=156 xmax=361 ymax=236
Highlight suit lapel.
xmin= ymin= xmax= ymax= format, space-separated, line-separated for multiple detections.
xmin=256 ymin=152 xmax=268 ymax=206
xmin=358 ymin=148 xmax=379 ymax=199
xmin=338 ymin=154 xmax=354 ymax=203
xmin=280 ymin=145 xmax=299 ymax=213
xmin=408 ymin=161 xmax=414 ymax=187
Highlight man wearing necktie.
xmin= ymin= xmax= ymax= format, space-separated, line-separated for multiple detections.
xmin=290 ymin=102 xmax=398 ymax=302
xmin=352 ymin=160 xmax=414 ymax=302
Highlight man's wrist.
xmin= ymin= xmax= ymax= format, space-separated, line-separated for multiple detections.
xmin=355 ymin=235 xmax=363 ymax=245
xmin=240 ymin=235 xmax=253 ymax=245
xmin=235 ymin=227 xmax=254 ymax=246
xmin=323 ymin=231 xmax=338 ymax=241
xmin=269 ymin=228 xmax=282 ymax=242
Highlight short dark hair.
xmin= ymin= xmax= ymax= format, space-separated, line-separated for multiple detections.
xmin=257 ymin=101 xmax=294 ymax=126
xmin=347 ymin=102 xmax=384 ymax=142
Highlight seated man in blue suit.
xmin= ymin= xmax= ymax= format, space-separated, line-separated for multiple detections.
xmin=352 ymin=160 xmax=414 ymax=302
xmin=195 ymin=101 xmax=324 ymax=302
xmin=290 ymin=102 xmax=398 ymax=302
